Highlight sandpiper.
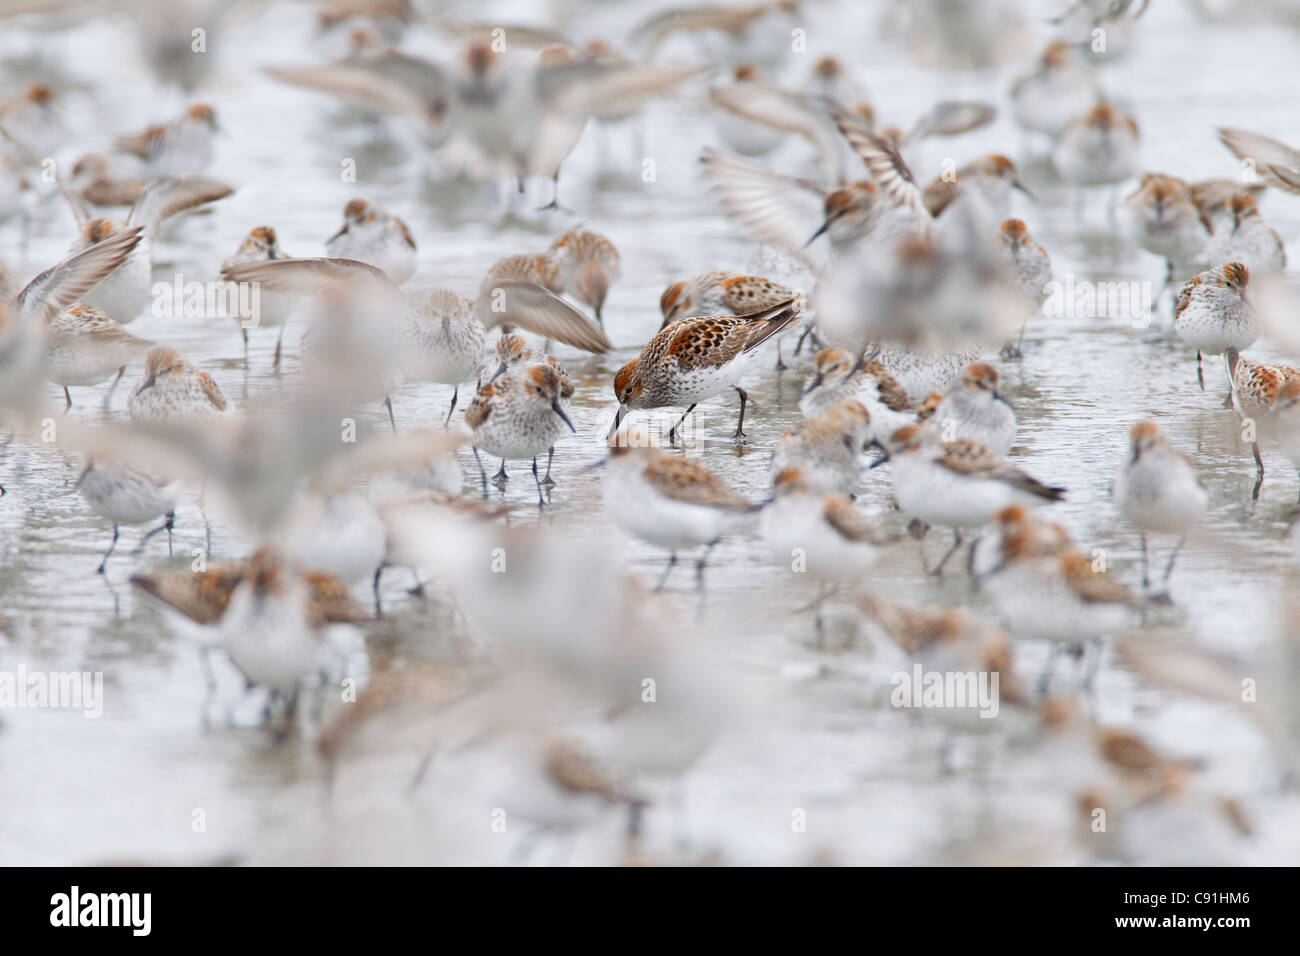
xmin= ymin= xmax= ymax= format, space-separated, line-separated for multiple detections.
xmin=799 ymin=347 xmax=913 ymax=436
xmin=1009 ymin=42 xmax=1099 ymax=139
xmin=1051 ymin=103 xmax=1140 ymax=187
xmin=881 ymin=424 xmax=1065 ymax=574
xmin=465 ymin=362 xmax=576 ymax=505
xmin=115 ymin=103 xmax=220 ymax=177
xmin=601 ymin=428 xmax=756 ymax=589
xmin=547 ymin=228 xmax=621 ymax=328
xmin=221 ymin=226 xmax=296 ymax=368
xmin=1112 ymin=421 xmax=1207 ymax=591
xmin=76 ymin=459 xmax=182 ymax=573
xmin=1224 ymin=346 xmax=1300 ymax=497
xmin=609 ymin=298 xmax=800 ymax=443
xmin=66 ymin=174 xmax=234 ymax=323
xmin=43 ymin=305 xmax=153 ymax=409
xmin=1174 ymin=262 xmax=1255 ymax=392
xmin=996 ymin=218 xmax=1052 ymax=356
xmin=128 ymin=346 xmax=231 ymax=425
xmin=1197 ymin=192 xmax=1286 ymax=275
xmin=769 ymin=398 xmax=873 ymax=496
xmin=920 ymin=362 xmax=1017 ymax=457
xmin=325 ymin=197 xmax=417 ymax=285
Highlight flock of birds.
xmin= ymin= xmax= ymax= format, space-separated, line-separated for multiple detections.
xmin=2 ymin=0 xmax=1300 ymax=865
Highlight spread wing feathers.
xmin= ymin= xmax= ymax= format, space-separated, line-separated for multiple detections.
xmin=739 ymin=298 xmax=801 ymax=352
xmin=47 ymin=306 xmax=152 ymax=350
xmin=629 ymin=3 xmax=772 ymax=55
xmin=936 ymin=441 xmax=1066 ymax=501
xmin=432 ymin=18 xmax=570 ymax=48
xmin=1269 ymin=164 xmax=1300 ymax=195
xmin=836 ymin=119 xmax=931 ymax=226
xmin=708 ymin=82 xmax=845 ymax=182
xmin=1217 ymin=127 xmax=1300 ymax=192
xmin=220 ymin=256 xmax=398 ymax=298
xmin=908 ymin=100 xmax=997 ymax=142
xmin=16 ymin=226 xmax=144 ymax=322
xmin=129 ymin=174 xmax=233 ymax=238
xmin=700 ymin=147 xmax=827 ymax=265
xmin=643 ymin=455 xmax=754 ymax=511
xmin=473 ymin=279 xmax=612 ymax=353
xmin=540 ymin=61 xmax=704 ymax=120
xmin=268 ymin=54 xmax=450 ymax=121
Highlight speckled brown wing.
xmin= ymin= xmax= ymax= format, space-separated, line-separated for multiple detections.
xmin=642 ymin=455 xmax=753 ymax=511
xmin=1061 ymin=553 xmax=1132 ymax=604
xmin=867 ymin=361 xmax=911 ymax=411
xmin=197 ymin=372 xmax=228 ymax=412
xmin=661 ymin=316 xmax=751 ymax=368
xmin=1173 ymin=274 xmax=1200 ymax=320
xmin=823 ymin=496 xmax=887 ymax=543
xmin=463 ymin=381 xmax=498 ymax=430
xmin=719 ymin=275 xmax=795 ymax=315
xmin=937 ymin=440 xmax=1066 ymax=501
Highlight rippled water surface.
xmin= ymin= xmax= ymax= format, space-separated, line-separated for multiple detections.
xmin=3 ymin=0 xmax=1300 ymax=865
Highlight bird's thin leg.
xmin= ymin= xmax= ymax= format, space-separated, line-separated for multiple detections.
xmin=102 ymin=365 xmax=126 ymax=408
xmin=273 ymin=325 xmax=284 ymax=371
xmin=372 ymin=564 xmax=384 ymax=617
xmin=1036 ymin=643 xmax=1060 ymax=697
xmin=654 ymin=551 xmax=677 ymax=591
xmin=241 ymin=327 xmax=249 ymax=367
xmin=443 ymin=386 xmax=458 ymax=429
xmin=385 ymin=396 xmax=397 ymax=432
xmin=133 ymin=514 xmax=173 ymax=554
xmin=695 ymin=541 xmax=717 ymax=588
xmin=97 ymin=525 xmax=119 ymax=574
xmin=1196 ymin=351 xmax=1204 ymax=390
xmin=63 ymin=386 xmax=72 ymax=412
xmin=1253 ymin=441 xmax=1265 ymax=500
xmin=732 ymin=386 xmax=749 ymax=441
xmin=473 ymin=447 xmax=489 ymax=500
xmin=932 ymin=529 xmax=962 ymax=576
xmin=667 ymin=404 xmax=696 ymax=446
xmin=1138 ymin=532 xmax=1149 ymax=589
xmin=774 ymin=338 xmax=786 ymax=371
xmin=1081 ymin=638 xmax=1103 ymax=695
xmin=1161 ymin=534 xmax=1185 ymax=585
xmin=493 ymin=459 xmax=508 ymax=490
xmin=793 ymin=325 xmax=814 ymax=357
xmin=541 ymin=446 xmax=556 ymax=487
xmin=532 ymin=457 xmax=546 ymax=507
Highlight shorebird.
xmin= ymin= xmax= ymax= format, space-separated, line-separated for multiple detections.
xmin=465 ymin=362 xmax=576 ymax=505
xmin=608 ymin=298 xmax=800 ymax=443
xmin=1112 ymin=421 xmax=1207 ymax=590
xmin=600 ymin=428 xmax=757 ymax=589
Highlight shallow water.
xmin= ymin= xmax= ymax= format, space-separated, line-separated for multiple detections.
xmin=2 ymin=0 xmax=1300 ymax=865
